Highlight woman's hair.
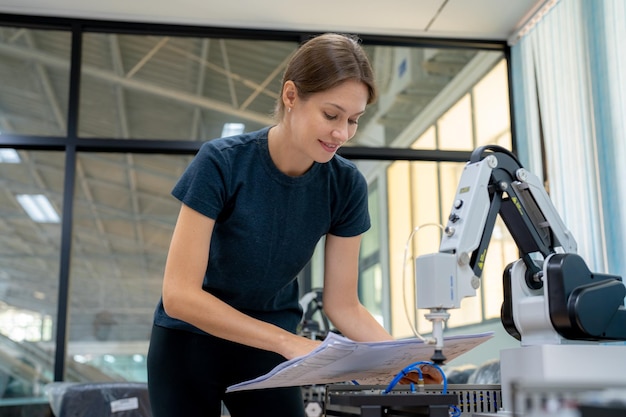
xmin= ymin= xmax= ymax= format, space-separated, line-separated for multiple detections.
xmin=274 ymin=33 xmax=378 ymax=119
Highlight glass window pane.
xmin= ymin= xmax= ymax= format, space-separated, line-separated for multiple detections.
xmin=412 ymin=126 xmax=436 ymax=150
xmin=386 ymin=160 xmax=415 ymax=337
xmin=309 ymin=238 xmax=325 ymax=291
xmin=438 ymin=94 xmax=473 ymax=151
xmin=0 ymin=150 xmax=63 ymax=400
xmin=79 ymin=34 xmax=297 ymax=140
xmin=410 ymin=161 xmax=441 ymax=256
xmin=474 ymin=60 xmax=511 ymax=147
xmin=361 ymin=181 xmax=380 ymax=259
xmin=67 ymin=152 xmax=189 ymax=381
xmin=359 ymin=46 xmax=481 ymax=148
xmin=359 ymin=264 xmax=384 ymax=325
xmin=0 ymin=27 xmax=71 ymax=136
xmin=359 ymin=180 xmax=387 ymax=327
xmin=76 ymin=34 xmax=506 ymax=150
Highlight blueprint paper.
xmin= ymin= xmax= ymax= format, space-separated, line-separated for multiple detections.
xmin=226 ymin=331 xmax=493 ymax=392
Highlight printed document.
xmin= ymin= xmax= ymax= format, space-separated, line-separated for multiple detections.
xmin=226 ymin=331 xmax=493 ymax=392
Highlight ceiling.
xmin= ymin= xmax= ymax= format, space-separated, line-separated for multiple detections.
xmin=0 ymin=0 xmax=544 ymax=41
xmin=0 ymin=0 xmax=544 ymax=383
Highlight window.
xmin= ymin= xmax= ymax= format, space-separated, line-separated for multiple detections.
xmin=0 ymin=150 xmax=63 ymax=396
xmin=66 ymin=152 xmax=190 ymax=381
xmin=0 ymin=27 xmax=71 ymax=136
xmin=78 ymin=33 xmax=293 ymax=140
xmin=0 ymin=16 xmax=512 ymax=404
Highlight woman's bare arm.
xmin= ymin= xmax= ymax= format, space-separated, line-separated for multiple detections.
xmin=322 ymin=233 xmax=393 ymax=342
xmin=161 ymin=203 xmax=319 ymax=360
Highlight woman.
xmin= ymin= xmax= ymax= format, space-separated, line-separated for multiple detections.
xmin=147 ymin=33 xmax=434 ymax=417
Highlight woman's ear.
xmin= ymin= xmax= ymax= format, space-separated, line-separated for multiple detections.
xmin=282 ymin=80 xmax=297 ymax=109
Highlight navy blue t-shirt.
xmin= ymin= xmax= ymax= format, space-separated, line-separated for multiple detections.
xmin=153 ymin=126 xmax=370 ymax=335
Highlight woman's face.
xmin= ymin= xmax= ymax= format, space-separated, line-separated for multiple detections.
xmin=289 ymin=79 xmax=368 ymax=164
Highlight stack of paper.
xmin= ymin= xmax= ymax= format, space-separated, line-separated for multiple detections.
xmin=226 ymin=331 xmax=493 ymax=392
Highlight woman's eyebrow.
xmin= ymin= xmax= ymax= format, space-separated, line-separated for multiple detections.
xmin=325 ymin=102 xmax=366 ymax=116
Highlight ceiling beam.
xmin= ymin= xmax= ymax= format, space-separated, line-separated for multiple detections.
xmin=0 ymin=41 xmax=275 ymax=126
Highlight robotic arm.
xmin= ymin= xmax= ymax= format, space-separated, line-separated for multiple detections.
xmin=415 ymin=145 xmax=626 ymax=362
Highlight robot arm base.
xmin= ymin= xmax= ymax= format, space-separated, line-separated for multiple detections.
xmin=546 ymin=253 xmax=626 ymax=341
xmin=502 ymin=253 xmax=626 ymax=343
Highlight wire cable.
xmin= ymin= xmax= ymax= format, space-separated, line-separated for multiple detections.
xmin=383 ymin=360 xmax=447 ymax=394
xmin=449 ymin=404 xmax=462 ymax=417
xmin=383 ymin=361 xmax=458 ymax=415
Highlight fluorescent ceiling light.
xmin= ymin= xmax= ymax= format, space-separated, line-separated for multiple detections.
xmin=221 ymin=123 xmax=245 ymax=137
xmin=16 ymin=194 xmax=60 ymax=223
xmin=0 ymin=149 xmax=21 ymax=163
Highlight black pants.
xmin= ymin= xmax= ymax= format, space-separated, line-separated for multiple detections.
xmin=147 ymin=325 xmax=305 ymax=417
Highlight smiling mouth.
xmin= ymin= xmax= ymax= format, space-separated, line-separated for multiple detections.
xmin=320 ymin=140 xmax=341 ymax=152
